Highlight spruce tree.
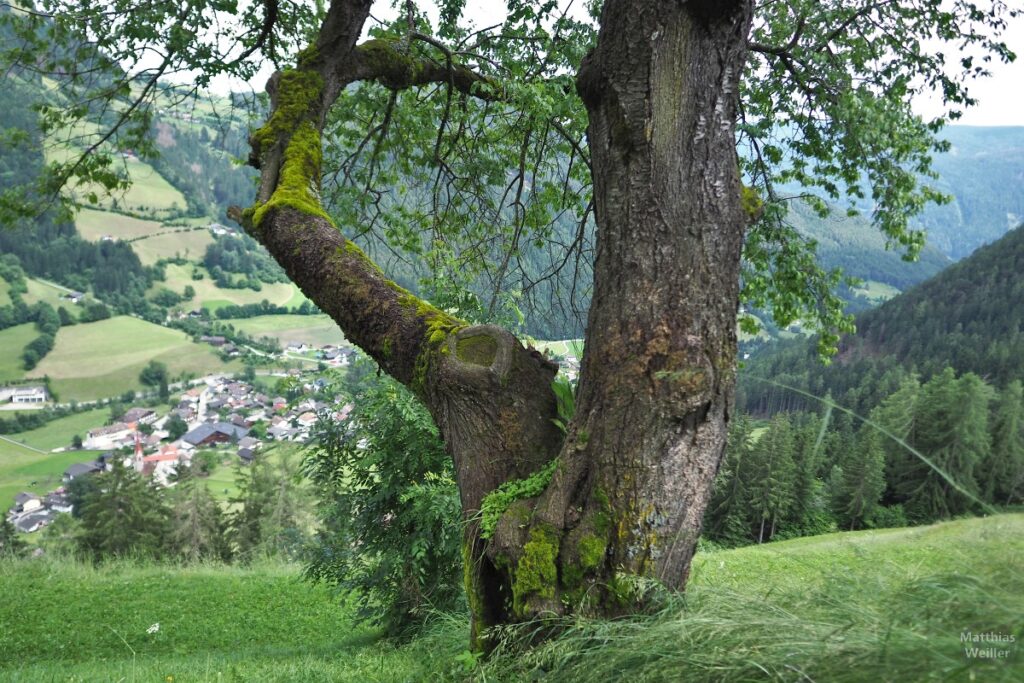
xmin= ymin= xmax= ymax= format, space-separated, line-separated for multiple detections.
xmin=168 ymin=467 xmax=231 ymax=563
xmin=782 ymin=413 xmax=832 ymax=537
xmin=746 ymin=414 xmax=797 ymax=543
xmin=899 ymin=369 xmax=992 ymax=523
xmin=707 ymin=414 xmax=756 ymax=545
xmin=0 ymin=517 xmax=27 ymax=558
xmin=78 ymin=462 xmax=171 ymax=560
xmin=834 ymin=424 xmax=887 ymax=530
xmin=981 ymin=381 xmax=1024 ymax=505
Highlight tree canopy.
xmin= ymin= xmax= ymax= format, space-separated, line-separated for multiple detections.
xmin=0 ymin=0 xmax=1017 ymax=346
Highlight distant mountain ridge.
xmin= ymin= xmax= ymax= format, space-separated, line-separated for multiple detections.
xmin=919 ymin=126 xmax=1024 ymax=259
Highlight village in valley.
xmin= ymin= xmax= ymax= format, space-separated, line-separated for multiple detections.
xmin=4 ymin=339 xmax=582 ymax=537
xmin=4 ymin=344 xmax=359 ymax=536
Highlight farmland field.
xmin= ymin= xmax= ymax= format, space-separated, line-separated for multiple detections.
xmin=0 ymin=324 xmax=39 ymax=383
xmin=231 ymin=314 xmax=346 ymax=346
xmin=75 ymin=208 xmax=164 ymax=242
xmin=130 ymin=228 xmax=216 ymax=266
xmin=21 ymin=278 xmax=75 ymax=313
xmin=152 ymin=263 xmax=305 ymax=309
xmin=27 ymin=316 xmax=240 ymax=401
xmin=12 ymin=408 xmax=111 ymax=452
xmin=0 ymin=440 xmax=107 ymax=509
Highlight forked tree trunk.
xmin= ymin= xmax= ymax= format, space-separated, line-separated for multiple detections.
xmin=238 ymin=0 xmax=753 ymax=651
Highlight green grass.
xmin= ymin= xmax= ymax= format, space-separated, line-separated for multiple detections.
xmin=132 ymin=229 xmax=216 ymax=266
xmin=0 ymin=324 xmax=37 ymax=382
xmin=75 ymin=208 xmax=164 ymax=242
xmin=485 ymin=515 xmax=1024 ymax=682
xmin=154 ymin=263 xmax=305 ymax=309
xmin=852 ymin=279 xmax=902 ymax=302
xmin=11 ymin=407 xmax=109 ymax=452
xmin=197 ymin=442 xmax=307 ymax=504
xmin=46 ymin=146 xmax=187 ymax=219
xmin=532 ymin=339 xmax=584 ymax=358
xmin=0 ymin=442 xmax=107 ymax=508
xmin=28 ymin=316 xmax=240 ymax=401
xmin=0 ymin=515 xmax=1019 ymax=681
xmin=21 ymin=278 xmax=74 ymax=313
xmin=231 ymin=315 xmax=347 ymax=347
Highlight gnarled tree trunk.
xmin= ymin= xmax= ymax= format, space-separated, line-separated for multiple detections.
xmin=235 ymin=0 xmax=753 ymax=651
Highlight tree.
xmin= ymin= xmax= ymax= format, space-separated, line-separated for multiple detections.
xmin=77 ymin=462 xmax=172 ymax=560
xmin=834 ymin=424 xmax=887 ymax=530
xmin=894 ymin=369 xmax=993 ymax=523
xmin=305 ymin=375 xmax=463 ymax=635
xmin=0 ymin=517 xmax=27 ymax=558
xmin=165 ymin=414 xmax=189 ymax=442
xmin=2 ymin=0 xmax=1017 ymax=646
xmin=228 ymin=451 xmax=309 ymax=562
xmin=981 ymin=380 xmax=1024 ymax=505
xmin=168 ymin=468 xmax=232 ymax=563
xmin=746 ymin=414 xmax=797 ymax=543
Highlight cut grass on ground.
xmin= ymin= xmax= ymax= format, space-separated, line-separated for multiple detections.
xmin=22 ymin=278 xmax=77 ymax=315
xmin=28 ymin=316 xmax=240 ymax=401
xmin=0 ymin=514 xmax=1020 ymax=681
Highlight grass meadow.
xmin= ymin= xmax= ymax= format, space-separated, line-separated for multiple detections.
xmin=0 ymin=514 xmax=1019 ymax=681
xmin=0 ymin=324 xmax=38 ymax=383
xmin=230 ymin=315 xmax=346 ymax=347
xmin=0 ymin=441 xmax=107 ymax=509
xmin=28 ymin=316 xmax=240 ymax=401
xmin=153 ymin=264 xmax=306 ymax=310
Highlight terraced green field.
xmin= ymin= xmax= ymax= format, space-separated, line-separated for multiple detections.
xmin=132 ymin=228 xmax=216 ymax=266
xmin=11 ymin=407 xmax=110 ymax=452
xmin=21 ymin=277 xmax=75 ymax=313
xmin=0 ymin=324 xmax=38 ymax=383
xmin=75 ymin=208 xmax=164 ymax=242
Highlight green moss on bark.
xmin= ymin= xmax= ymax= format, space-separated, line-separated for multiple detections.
xmin=253 ymin=122 xmax=333 ymax=227
xmin=456 ymin=334 xmax=498 ymax=366
xmin=512 ymin=524 xmax=560 ymax=617
xmin=478 ymin=458 xmax=560 ymax=540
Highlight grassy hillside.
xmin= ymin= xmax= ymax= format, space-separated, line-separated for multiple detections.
xmin=153 ymin=263 xmax=307 ymax=310
xmin=11 ymin=407 xmax=109 ymax=452
xmin=28 ymin=316 xmax=239 ymax=401
xmin=0 ymin=515 xmax=1019 ymax=681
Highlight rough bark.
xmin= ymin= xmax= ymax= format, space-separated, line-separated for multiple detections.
xmin=485 ymin=0 xmax=755 ymax=620
xmin=235 ymin=0 xmax=754 ymax=652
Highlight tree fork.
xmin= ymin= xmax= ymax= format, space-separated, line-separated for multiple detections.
xmin=230 ymin=0 xmax=565 ymax=650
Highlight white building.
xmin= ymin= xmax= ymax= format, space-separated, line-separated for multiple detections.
xmin=9 ymin=386 xmax=48 ymax=404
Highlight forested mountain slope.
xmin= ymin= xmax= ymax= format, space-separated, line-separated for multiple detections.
xmin=740 ymin=223 xmax=1024 ymax=416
